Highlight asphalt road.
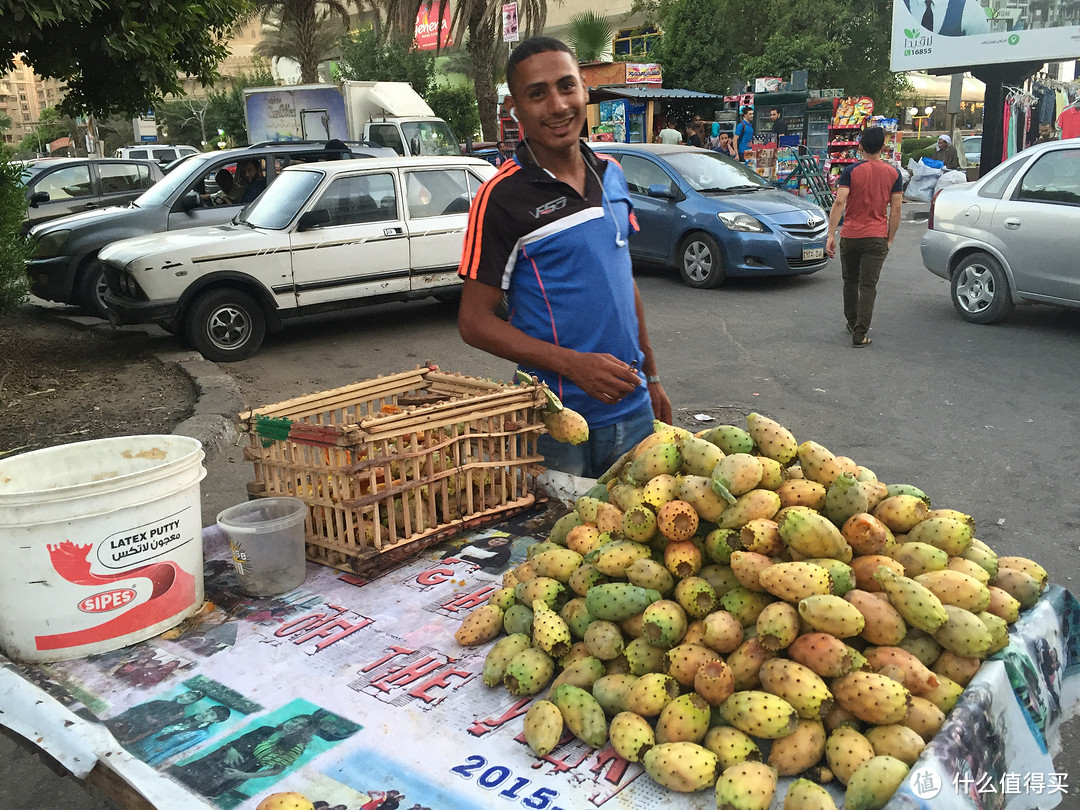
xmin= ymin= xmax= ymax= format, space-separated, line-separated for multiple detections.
xmin=5 ymin=209 xmax=1079 ymax=807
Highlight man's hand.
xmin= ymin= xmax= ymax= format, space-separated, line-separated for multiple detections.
xmin=648 ymin=381 xmax=672 ymax=422
xmin=567 ymin=353 xmax=642 ymax=404
xmin=826 ymin=233 xmax=837 ymax=258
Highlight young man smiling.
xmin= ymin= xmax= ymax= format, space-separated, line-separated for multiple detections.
xmin=457 ymin=37 xmax=670 ymax=478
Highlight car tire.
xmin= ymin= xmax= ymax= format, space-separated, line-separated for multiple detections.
xmin=678 ymin=232 xmax=726 ymax=289
xmin=950 ymin=253 xmax=1014 ymax=324
xmin=77 ymin=260 xmax=110 ymax=320
xmin=185 ymin=288 xmax=266 ymax=362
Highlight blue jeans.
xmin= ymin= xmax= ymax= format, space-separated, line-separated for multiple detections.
xmin=538 ymin=402 xmax=655 ymax=480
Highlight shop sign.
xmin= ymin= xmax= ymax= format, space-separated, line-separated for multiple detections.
xmin=414 ymin=1 xmax=453 ymax=51
xmin=625 ymin=63 xmax=662 ymax=84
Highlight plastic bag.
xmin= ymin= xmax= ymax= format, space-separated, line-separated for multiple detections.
xmin=935 ymin=169 xmax=969 ymax=194
xmin=921 ymin=157 xmax=945 ymax=169
xmin=906 ymin=158 xmax=944 ymax=201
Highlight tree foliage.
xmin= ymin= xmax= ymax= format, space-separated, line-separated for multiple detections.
xmin=427 ymin=83 xmax=480 ymax=142
xmin=2 ymin=0 xmax=248 ymax=117
xmin=204 ymin=61 xmax=280 ymax=146
xmin=0 ymin=148 xmax=31 ymax=316
xmin=647 ymin=0 xmax=907 ymax=109
xmin=566 ymin=11 xmax=615 ymax=63
xmin=16 ymin=107 xmax=77 ymax=156
xmin=249 ymin=0 xmax=354 ymax=83
xmin=336 ymin=27 xmax=437 ymax=96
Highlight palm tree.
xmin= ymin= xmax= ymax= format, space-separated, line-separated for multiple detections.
xmin=249 ymin=0 xmax=354 ymax=83
xmin=566 ymin=11 xmax=614 ymax=63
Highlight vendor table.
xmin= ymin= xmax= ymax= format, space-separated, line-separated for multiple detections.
xmin=1 ymin=507 xmax=1078 ymax=810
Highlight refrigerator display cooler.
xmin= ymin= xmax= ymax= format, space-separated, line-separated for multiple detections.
xmin=594 ymin=99 xmax=647 ymax=143
xmin=804 ymin=97 xmax=837 ymax=164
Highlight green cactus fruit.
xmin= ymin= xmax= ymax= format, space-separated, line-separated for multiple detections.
xmin=551 ymin=684 xmax=608 ymax=748
xmin=702 ymin=726 xmax=761 ymax=769
xmin=559 ymin=597 xmax=594 ymax=639
xmin=481 ymin=632 xmax=531 ymax=687
xmin=487 ymin=586 xmax=518 ymax=612
xmin=779 ymin=509 xmax=851 ymax=559
xmin=798 ymin=594 xmax=866 ymax=638
xmin=502 ymin=603 xmax=534 ymax=636
xmin=641 ymin=599 xmax=688 ymax=649
xmin=960 ymin=538 xmax=999 ymax=579
xmin=718 ymin=690 xmax=799 ymax=739
xmin=759 ymin=560 xmax=833 ymax=603
xmin=626 ymin=442 xmax=683 ymax=486
xmin=608 ymin=482 xmax=646 ymax=512
xmin=640 ymin=472 xmax=680 ymax=510
xmin=712 ymin=452 xmax=764 ymax=500
xmin=583 ymin=619 xmax=626 ymax=660
xmin=803 ymin=557 xmax=856 ymax=596
xmin=624 ymin=636 xmax=668 ymax=675
xmin=844 ymin=755 xmax=910 ymax=810
xmin=832 ymin=671 xmax=912 ymax=725
xmin=720 ymin=586 xmax=772 ymax=627
xmin=679 ymin=434 xmax=727 ymax=477
xmin=891 ymin=541 xmax=949 ymax=577
xmin=676 ymin=473 xmax=727 ymax=521
xmin=530 ymin=547 xmax=585 ymax=583
xmin=547 ymin=510 xmax=585 ymax=546
xmin=992 ymin=567 xmax=1043 ymax=609
xmin=783 ymin=779 xmax=838 ymax=810
xmin=546 ymin=655 xmax=606 ymax=695
xmin=698 ymin=563 xmax=741 ymax=598
xmin=755 ymin=601 xmax=800 ymax=651
xmin=608 ymin=711 xmax=655 ymax=763
xmin=504 ymin=647 xmax=555 ymax=696
xmin=673 ymin=576 xmax=718 ymax=619
xmin=454 ymin=603 xmax=504 ymax=646
xmin=714 ymin=760 xmax=779 ymax=809
xmin=825 ymin=471 xmax=869 ymax=526
xmin=884 ymin=483 xmax=931 ymax=506
xmin=591 ymin=673 xmax=638 ymax=715
xmin=523 ymin=699 xmax=564 ymax=757
xmin=593 ymin=539 xmax=652 ymax=578
xmin=515 ymin=576 xmax=567 ymax=610
xmin=907 ymin=516 xmax=973 ymax=556
xmin=699 ymin=424 xmax=755 ymax=455
xmin=531 ymin=599 xmax=572 ymax=659
xmin=718 ymin=488 xmax=781 ymax=530
xmin=873 ymin=494 xmax=931 ymax=533
xmin=874 ymin=566 xmax=949 ymax=633
xmin=625 ymin=671 xmax=679 ymax=717
xmin=644 ymin=741 xmax=720 ymax=793
xmin=575 ymin=495 xmax=603 ymax=523
xmin=979 ymin=610 xmax=1010 ymax=654
xmin=584 ymin=582 xmax=662 ymax=621
xmin=932 ymin=604 xmax=993 ymax=659
xmin=914 ymin=570 xmax=991 ymax=613
xmin=655 ymin=692 xmax=712 ymax=744
xmin=625 ymin=557 xmax=675 ymax=595
xmin=622 ymin=504 xmax=658 ymax=543
xmin=525 ymin=540 xmax=560 ymax=560
xmin=704 ymin=528 xmax=738 ymax=564
xmin=746 ymin=412 xmax=798 ymax=464
xmin=758 ymin=658 xmax=834 ymax=719
xmin=567 ymin=562 xmax=607 ymax=597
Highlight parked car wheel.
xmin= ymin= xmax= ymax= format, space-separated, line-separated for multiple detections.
xmin=78 ymin=260 xmax=110 ymax=319
xmin=678 ymin=231 xmax=726 ymax=289
xmin=950 ymin=253 xmax=1014 ymax=324
xmin=186 ymin=288 xmax=266 ymax=362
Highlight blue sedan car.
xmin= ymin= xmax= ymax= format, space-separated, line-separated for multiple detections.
xmin=593 ymin=143 xmax=828 ymax=288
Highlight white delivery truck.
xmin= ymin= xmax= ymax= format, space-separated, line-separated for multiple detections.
xmin=242 ymin=81 xmax=460 ymax=156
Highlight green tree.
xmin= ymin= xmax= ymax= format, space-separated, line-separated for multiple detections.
xmin=427 ymin=83 xmax=480 ymax=142
xmin=156 ymin=98 xmax=212 ymax=148
xmin=336 ymin=27 xmax=437 ymax=95
xmin=2 ymin=0 xmax=247 ymax=117
xmin=566 ymin=11 xmax=615 ymax=63
xmin=247 ymin=0 xmax=354 ymax=84
xmin=205 ymin=61 xmax=279 ymax=146
xmin=0 ymin=148 xmax=31 ymax=315
xmin=17 ymin=107 xmax=77 ymax=156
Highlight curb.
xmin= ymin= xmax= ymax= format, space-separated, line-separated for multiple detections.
xmin=41 ymin=308 xmax=243 ymax=460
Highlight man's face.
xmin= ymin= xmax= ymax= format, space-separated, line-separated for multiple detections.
xmin=770 ymin=110 xmax=780 ymax=122
xmin=719 ymin=133 xmax=731 ymax=146
xmin=242 ymin=162 xmax=258 ymax=181
xmin=938 ymin=138 xmax=948 ymax=150
xmin=507 ymin=50 xmax=587 ymax=154
xmin=746 ymin=110 xmax=754 ymax=121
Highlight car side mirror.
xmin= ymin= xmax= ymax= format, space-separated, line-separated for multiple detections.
xmin=179 ymin=190 xmax=202 ymax=211
xmin=297 ymin=209 xmax=331 ymax=231
xmin=409 ymin=137 xmax=421 ymax=156
xmin=29 ymin=191 xmax=50 ymax=206
xmin=647 ymin=183 xmax=677 ymax=200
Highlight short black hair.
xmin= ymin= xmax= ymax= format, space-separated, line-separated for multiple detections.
xmin=506 ymin=37 xmax=576 ymax=95
xmin=860 ymin=126 xmax=886 ymax=155
xmin=770 ymin=107 xmax=781 ymax=114
xmin=741 ymin=106 xmax=753 ymax=117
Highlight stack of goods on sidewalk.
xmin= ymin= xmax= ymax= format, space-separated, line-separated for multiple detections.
xmin=453 ymin=414 xmax=1052 ymax=808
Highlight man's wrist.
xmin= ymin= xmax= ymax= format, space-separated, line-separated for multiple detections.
xmin=646 ymin=375 xmax=661 ymax=384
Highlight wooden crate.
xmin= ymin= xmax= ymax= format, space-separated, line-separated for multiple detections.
xmin=240 ymin=368 xmax=547 ymax=575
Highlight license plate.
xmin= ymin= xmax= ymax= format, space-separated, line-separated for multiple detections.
xmin=802 ymin=247 xmax=825 ymax=260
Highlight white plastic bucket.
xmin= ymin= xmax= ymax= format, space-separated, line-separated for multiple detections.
xmin=0 ymin=435 xmax=207 ymax=663
xmin=216 ymin=497 xmax=308 ymax=596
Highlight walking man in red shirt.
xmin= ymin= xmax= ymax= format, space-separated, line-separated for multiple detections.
xmin=825 ymin=126 xmax=903 ymax=347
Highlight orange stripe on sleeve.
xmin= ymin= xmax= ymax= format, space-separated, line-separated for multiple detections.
xmin=458 ymin=162 xmax=521 ymax=280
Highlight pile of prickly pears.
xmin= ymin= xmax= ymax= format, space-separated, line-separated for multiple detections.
xmin=453 ymin=413 xmax=1050 ymax=810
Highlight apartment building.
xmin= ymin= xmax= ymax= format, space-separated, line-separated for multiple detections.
xmin=0 ymin=56 xmax=65 ymax=146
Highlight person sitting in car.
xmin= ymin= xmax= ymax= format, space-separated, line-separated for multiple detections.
xmin=201 ymin=169 xmax=236 ymax=206
xmin=237 ymin=159 xmax=267 ymax=204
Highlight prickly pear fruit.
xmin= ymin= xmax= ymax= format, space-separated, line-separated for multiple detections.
xmin=591 ymin=673 xmax=638 ymax=715
xmin=759 ymin=658 xmax=834 ymax=719
xmin=783 ymin=778 xmax=839 ymax=810
xmin=503 ymin=647 xmax=555 ymax=696
xmin=768 ymin=718 xmax=826 ymax=775
xmin=487 ymin=586 xmax=518 ymax=612
xmin=804 ymin=557 xmax=855 ymax=594
xmin=515 ymin=576 xmax=567 ymax=610
xmin=738 ymin=518 xmax=783 ymax=556
xmin=992 ymin=567 xmax=1044 ymax=609
xmin=623 ymin=558 xmax=672 ymax=595
xmin=712 ymin=453 xmax=764 ymax=500
xmin=580 ymin=620 xmax=623 ymax=661
xmin=454 ymin=604 xmax=503 ymax=646
xmin=872 ymin=494 xmax=930 ymax=533
xmin=551 ymin=684 xmax=607 ymax=748
xmin=548 ymin=510 xmax=584 ymax=546
xmin=798 ymin=594 xmax=866 ymax=638
xmin=584 ymin=582 xmax=661 ymax=621
xmin=729 ymin=550 xmax=773 ymax=592
xmin=625 ymin=671 xmax=679 ymax=717
xmin=776 ymin=478 xmax=827 ymax=511
xmin=788 ymin=632 xmax=863 ymax=678
xmin=523 ymin=699 xmax=564 ymax=757
xmin=655 ymin=692 xmax=712 ymax=744
xmin=718 ymin=488 xmax=782 ymax=530
xmin=719 ymin=690 xmax=799 ymax=739
xmin=759 ymin=561 xmax=832 ymax=603
xmin=626 ymin=442 xmax=682 ymax=486
xmin=503 ymin=603 xmax=533 ymax=636
xmin=795 ymin=440 xmax=844 ymax=487
xmin=914 ymin=569 xmax=991 ymax=613
xmin=644 ymin=741 xmax=720 ymax=793
xmin=656 ymin=499 xmax=699 ymax=541
xmin=832 ymin=671 xmax=912 ymax=725
xmin=720 ymin=586 xmax=772 ymax=627
xmin=932 ymin=604 xmax=993 ymax=659
xmin=961 ymin=537 xmax=999 ymax=579
xmin=608 ymin=711 xmax=655 ymax=762
xmin=530 ymin=547 xmax=584 ymax=583
xmin=903 ymin=695 xmax=946 ymax=741
xmin=547 ymin=655 xmax=606 ymax=696
xmin=825 ymin=471 xmax=869 ymax=526
xmin=567 ymin=562 xmax=606 ymax=596
xmin=673 ymin=576 xmax=718 ymax=618
xmin=664 ymin=642 xmax=719 ymax=687
xmin=844 ymin=755 xmax=910 ymax=810
xmin=907 ymin=515 xmax=973 ymax=556
xmin=890 ymin=541 xmax=948 ymax=577
xmin=747 ymin=412 xmax=798 ymax=464
xmin=676 ymin=473 xmax=727 ymax=521
xmin=757 ymin=455 xmax=784 ymax=489
xmin=884 ymin=483 xmax=931 ymax=505
xmin=862 ymin=646 xmax=938 ymax=695
xmin=700 ymin=424 xmax=755 ymax=455
xmin=704 ymin=528 xmax=738 ymax=564
xmin=664 ymin=539 xmax=704 ymax=578
xmin=932 ymin=649 xmax=981 ymax=687
xmin=531 ymin=599 xmax=572 ymax=658
xmin=642 ymin=599 xmax=688 ymax=649
xmin=825 ymin=725 xmax=876 ymax=785
xmin=841 ymin=512 xmax=893 ymax=556
xmin=715 ymin=761 xmax=778 ymax=809
xmin=592 ymin=539 xmax=650 ymax=578
xmin=755 ymin=601 xmax=800 ymax=651
xmin=986 ymin=585 xmax=1022 ymax=623
xmin=481 ymin=632 xmax=531 ymax=686
xmin=947 ymin=555 xmax=992 ymax=584
xmin=980 ymin=609 xmax=1010 ymax=654
xmin=702 ymin=610 xmax=744 ymax=653
xmin=679 ymin=434 xmax=727 ymax=477
xmin=641 ymin=472 xmax=679 ymax=509
xmin=780 ymin=509 xmax=851 ymax=560
xmin=919 ymin=674 xmax=965 ymax=713
xmin=851 ymin=554 xmax=904 ymax=592
xmin=608 ymin=482 xmax=645 ymax=513
xmin=874 ymin=566 xmax=949 ymax=633
xmin=542 ymin=407 xmax=589 ymax=445
xmin=622 ymin=504 xmax=657 ymax=543
xmin=864 ymin=724 xmax=926 ymax=766
xmin=624 ymin=635 xmax=666 ymax=675
xmin=844 ymin=589 xmax=907 ymax=646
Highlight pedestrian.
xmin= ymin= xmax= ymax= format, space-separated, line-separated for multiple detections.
xmin=714 ymin=131 xmax=738 ymax=158
xmin=457 ymin=36 xmax=671 ymax=479
xmin=769 ymin=108 xmax=787 ymax=137
xmin=824 ymin=126 xmax=903 ymax=348
xmin=734 ymin=106 xmax=755 ymax=159
xmin=657 ymin=121 xmax=682 ymax=144
xmin=685 ymin=123 xmax=703 ymax=148
xmin=930 ymin=134 xmax=960 ymax=169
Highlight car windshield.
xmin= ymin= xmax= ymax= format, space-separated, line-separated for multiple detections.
xmin=237 ymin=169 xmax=323 ymax=229
xmin=135 ymin=152 xmax=221 ymax=207
xmin=661 ymin=151 xmax=770 ymax=192
xmin=401 ymin=121 xmax=461 ymax=156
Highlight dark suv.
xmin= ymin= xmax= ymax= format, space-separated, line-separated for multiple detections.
xmin=20 ymin=157 xmax=164 ymax=234
xmin=26 ymin=141 xmax=393 ymax=317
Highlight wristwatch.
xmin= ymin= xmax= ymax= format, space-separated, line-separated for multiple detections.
xmin=646 ymin=375 xmax=661 ymax=384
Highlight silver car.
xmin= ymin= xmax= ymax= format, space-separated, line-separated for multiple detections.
xmin=921 ymin=140 xmax=1080 ymax=323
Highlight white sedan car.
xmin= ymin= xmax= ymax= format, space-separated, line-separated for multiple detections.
xmin=101 ymin=156 xmax=496 ymax=361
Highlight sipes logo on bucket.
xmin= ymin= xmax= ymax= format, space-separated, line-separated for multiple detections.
xmin=79 ymin=588 xmax=138 ymax=613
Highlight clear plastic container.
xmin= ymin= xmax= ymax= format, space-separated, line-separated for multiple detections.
xmin=216 ymin=497 xmax=307 ymax=596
